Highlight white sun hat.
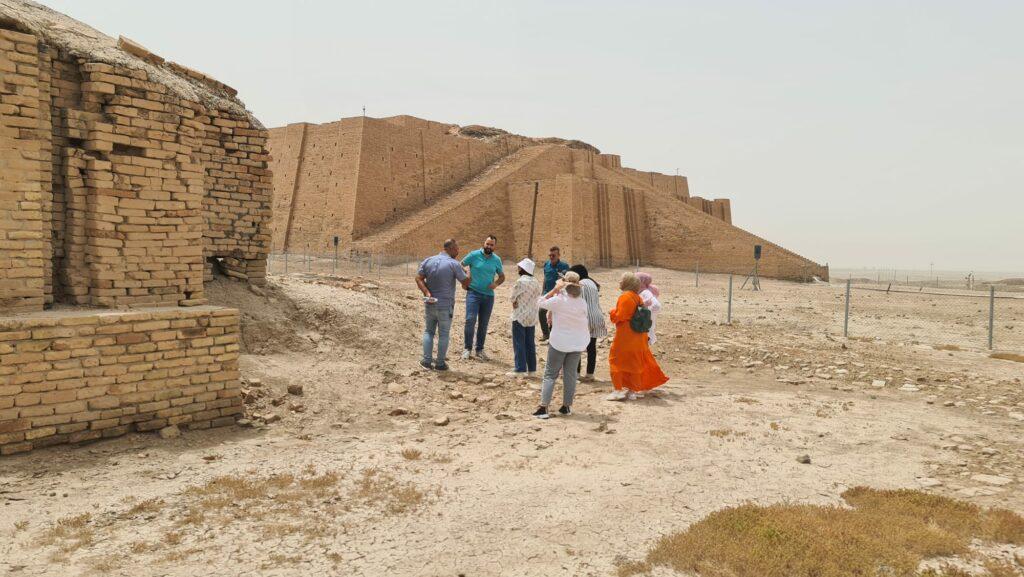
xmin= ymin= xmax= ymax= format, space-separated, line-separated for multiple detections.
xmin=517 ymin=258 xmax=536 ymax=276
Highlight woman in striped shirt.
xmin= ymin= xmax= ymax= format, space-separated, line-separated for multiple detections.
xmin=569 ymin=264 xmax=607 ymax=382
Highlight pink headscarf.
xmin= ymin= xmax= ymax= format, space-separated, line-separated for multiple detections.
xmin=636 ymin=272 xmax=660 ymax=297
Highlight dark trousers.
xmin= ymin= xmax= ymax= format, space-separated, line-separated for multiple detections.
xmin=577 ymin=337 xmax=598 ymax=375
xmin=511 ymin=321 xmax=537 ymax=372
xmin=538 ymin=309 xmax=550 ymax=339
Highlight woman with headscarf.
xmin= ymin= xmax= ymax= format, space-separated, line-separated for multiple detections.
xmin=636 ymin=272 xmax=662 ymax=345
xmin=607 ymin=272 xmax=668 ymax=400
xmin=569 ymin=264 xmax=606 ymax=382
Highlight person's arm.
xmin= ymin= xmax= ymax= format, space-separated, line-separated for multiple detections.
xmin=415 ymin=274 xmax=431 ymax=298
xmin=455 ymin=263 xmax=470 ymax=290
xmin=491 ymin=271 xmax=506 ymax=290
xmin=510 ymin=279 xmax=523 ymax=309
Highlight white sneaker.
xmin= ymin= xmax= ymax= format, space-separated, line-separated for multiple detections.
xmin=475 ymin=350 xmax=490 ymax=361
xmin=461 ymin=349 xmax=472 ymax=361
xmin=605 ymin=390 xmax=627 ymax=401
xmin=625 ymin=391 xmax=638 ymax=401
xmin=526 ymin=371 xmax=538 ymax=378
xmin=505 ymin=371 xmax=526 ymax=378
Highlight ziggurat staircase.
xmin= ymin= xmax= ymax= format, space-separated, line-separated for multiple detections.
xmin=350 ymin=144 xmax=554 ymax=251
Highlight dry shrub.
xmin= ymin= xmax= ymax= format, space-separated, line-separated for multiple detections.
xmin=990 ymin=353 xmax=1024 ymax=363
xmin=734 ymin=397 xmax=760 ymax=404
xmin=39 ymin=513 xmax=95 ymax=553
xmin=126 ymin=498 xmax=165 ymax=516
xmin=355 ymin=468 xmax=425 ymax=514
xmin=623 ymin=487 xmax=1024 ymax=577
xmin=400 ymin=448 xmax=423 ymax=460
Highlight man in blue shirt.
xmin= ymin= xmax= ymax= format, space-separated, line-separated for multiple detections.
xmin=416 ymin=238 xmax=470 ymax=371
xmin=539 ymin=246 xmax=570 ymax=342
xmin=460 ymin=235 xmax=505 ymax=361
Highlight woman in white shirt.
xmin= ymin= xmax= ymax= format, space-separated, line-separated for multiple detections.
xmin=532 ymin=271 xmax=590 ymax=419
xmin=636 ymin=272 xmax=662 ymax=345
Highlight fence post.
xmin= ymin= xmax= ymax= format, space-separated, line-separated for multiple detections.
xmin=988 ymin=286 xmax=995 ymax=350
xmin=333 ymin=243 xmax=338 ymax=276
xmin=843 ymin=278 xmax=851 ymax=338
xmin=695 ymin=262 xmax=700 ymax=287
xmin=284 ymin=251 xmax=288 ymax=275
xmin=727 ymin=273 xmax=733 ymax=324
xmin=305 ymin=245 xmax=310 ymax=273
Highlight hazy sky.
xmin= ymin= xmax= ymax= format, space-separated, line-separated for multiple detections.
xmin=44 ymin=1 xmax=1022 ymax=272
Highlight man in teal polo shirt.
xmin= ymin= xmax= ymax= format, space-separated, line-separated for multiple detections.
xmin=460 ymin=235 xmax=505 ymax=361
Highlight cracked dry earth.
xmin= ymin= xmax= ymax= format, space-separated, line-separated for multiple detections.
xmin=1 ymin=267 xmax=1022 ymax=577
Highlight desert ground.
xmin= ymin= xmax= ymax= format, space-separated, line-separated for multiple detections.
xmin=1 ymin=263 xmax=1022 ymax=577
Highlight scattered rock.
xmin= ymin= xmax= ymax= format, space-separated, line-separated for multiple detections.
xmin=495 ymin=412 xmax=515 ymax=421
xmin=236 ymin=418 xmax=252 ymax=427
xmin=434 ymin=415 xmax=450 ymax=426
xmin=287 ymin=384 xmax=304 ymax=396
xmin=796 ymin=454 xmax=812 ymax=464
xmin=449 ymin=391 xmax=464 ymax=400
xmin=871 ymin=380 xmax=886 ymax=388
xmin=971 ymin=474 xmax=1012 ymax=486
xmin=387 ymin=383 xmax=409 ymax=395
xmin=979 ymin=447 xmax=1000 ymax=456
xmin=917 ymin=477 xmax=943 ymax=488
xmin=388 ymin=407 xmax=410 ymax=416
xmin=264 ymin=414 xmax=282 ymax=424
xmin=899 ymin=384 xmax=920 ymax=392
xmin=159 ymin=425 xmax=180 ymax=440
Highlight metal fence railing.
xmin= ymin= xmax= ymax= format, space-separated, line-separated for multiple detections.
xmin=261 ymin=251 xmax=1022 ymax=354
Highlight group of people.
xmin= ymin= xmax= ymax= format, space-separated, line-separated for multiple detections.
xmin=415 ymin=236 xmax=668 ymax=420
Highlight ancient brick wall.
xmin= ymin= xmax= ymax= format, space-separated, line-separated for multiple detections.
xmin=268 ymin=116 xmax=535 ymax=253
xmin=0 ymin=2 xmax=269 ymax=453
xmin=0 ymin=306 xmax=241 ymax=455
xmin=267 ymin=119 xmax=364 ymax=254
xmin=6 ymin=43 xmax=273 ymax=304
xmin=646 ymin=192 xmax=828 ymax=281
xmin=0 ymin=28 xmax=46 ymax=312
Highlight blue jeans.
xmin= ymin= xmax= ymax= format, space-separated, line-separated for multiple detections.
xmin=511 ymin=321 xmax=536 ymax=372
xmin=422 ymin=304 xmax=453 ymax=365
xmin=464 ymin=290 xmax=494 ymax=352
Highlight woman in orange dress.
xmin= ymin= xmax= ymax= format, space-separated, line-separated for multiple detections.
xmin=607 ymin=272 xmax=669 ymax=400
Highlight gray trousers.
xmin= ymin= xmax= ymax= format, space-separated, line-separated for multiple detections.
xmin=541 ymin=346 xmax=582 ymax=407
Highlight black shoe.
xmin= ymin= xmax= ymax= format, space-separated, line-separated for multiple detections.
xmin=558 ymin=405 xmax=572 ymax=416
xmin=532 ymin=406 xmax=550 ymax=420
xmin=419 ymin=360 xmax=433 ymax=370
xmin=434 ymin=363 xmax=450 ymax=371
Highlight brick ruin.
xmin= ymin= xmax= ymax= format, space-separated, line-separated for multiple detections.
xmin=0 ymin=0 xmax=270 ymax=454
xmin=269 ymin=115 xmax=828 ymax=282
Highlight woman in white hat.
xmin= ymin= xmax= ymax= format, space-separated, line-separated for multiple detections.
xmin=532 ymin=271 xmax=590 ymax=419
xmin=508 ymin=258 xmax=541 ymax=376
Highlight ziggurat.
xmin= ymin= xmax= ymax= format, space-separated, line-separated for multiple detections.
xmin=268 ymin=115 xmax=828 ymax=282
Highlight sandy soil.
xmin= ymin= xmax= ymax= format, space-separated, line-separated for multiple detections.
xmin=1 ymin=265 xmax=1022 ymax=577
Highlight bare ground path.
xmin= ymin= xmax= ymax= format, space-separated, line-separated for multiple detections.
xmin=2 ymin=268 xmax=1021 ymax=576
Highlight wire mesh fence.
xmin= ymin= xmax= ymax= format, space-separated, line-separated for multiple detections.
xmin=262 ymin=249 xmax=1023 ymax=354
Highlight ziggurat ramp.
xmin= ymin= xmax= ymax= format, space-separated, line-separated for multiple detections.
xmin=269 ymin=115 xmax=828 ymax=282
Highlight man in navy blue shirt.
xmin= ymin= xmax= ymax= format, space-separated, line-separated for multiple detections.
xmin=539 ymin=246 xmax=570 ymax=342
